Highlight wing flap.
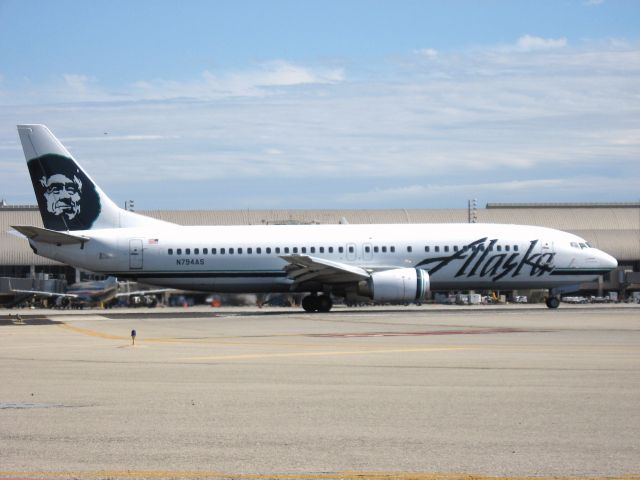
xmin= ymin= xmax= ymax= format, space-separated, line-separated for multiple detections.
xmin=280 ymin=255 xmax=370 ymax=286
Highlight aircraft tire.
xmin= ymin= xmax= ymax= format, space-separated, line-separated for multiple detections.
xmin=302 ymin=295 xmax=319 ymax=313
xmin=317 ymin=295 xmax=333 ymax=313
xmin=545 ymin=296 xmax=560 ymax=309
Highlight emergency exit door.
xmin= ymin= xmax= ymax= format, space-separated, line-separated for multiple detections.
xmin=129 ymin=239 xmax=143 ymax=269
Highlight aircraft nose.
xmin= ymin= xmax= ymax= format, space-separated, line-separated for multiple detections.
xmin=598 ymin=250 xmax=618 ymax=270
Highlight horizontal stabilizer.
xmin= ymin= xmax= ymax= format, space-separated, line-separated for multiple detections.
xmin=11 ymin=225 xmax=89 ymax=245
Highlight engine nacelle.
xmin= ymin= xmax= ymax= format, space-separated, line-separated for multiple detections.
xmin=365 ymin=268 xmax=430 ymax=303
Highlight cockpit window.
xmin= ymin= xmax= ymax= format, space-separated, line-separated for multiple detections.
xmin=579 ymin=243 xmax=587 ymax=249
xmin=586 ymin=242 xmax=593 ymax=248
xmin=570 ymin=242 xmax=579 ymax=248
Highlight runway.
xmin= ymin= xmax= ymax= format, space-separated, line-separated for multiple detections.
xmin=0 ymin=305 xmax=638 ymax=479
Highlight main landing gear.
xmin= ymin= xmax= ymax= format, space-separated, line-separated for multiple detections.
xmin=302 ymin=294 xmax=333 ymax=313
xmin=545 ymin=296 xmax=560 ymax=309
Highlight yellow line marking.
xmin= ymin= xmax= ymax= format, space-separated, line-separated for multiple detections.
xmin=56 ymin=323 xmax=474 ymax=351
xmin=185 ymin=346 xmax=467 ymax=361
xmin=0 ymin=471 xmax=638 ymax=480
xmin=58 ymin=323 xmax=127 ymax=340
xmin=56 ymin=323 xmax=373 ymax=347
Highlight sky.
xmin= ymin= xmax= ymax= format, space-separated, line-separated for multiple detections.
xmin=0 ymin=0 xmax=639 ymax=211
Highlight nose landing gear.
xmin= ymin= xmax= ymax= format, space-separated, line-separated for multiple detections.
xmin=302 ymin=294 xmax=333 ymax=313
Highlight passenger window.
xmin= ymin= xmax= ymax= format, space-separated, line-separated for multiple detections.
xmin=186 ymin=248 xmax=191 ymax=255
xmin=301 ymin=247 xmax=306 ymax=254
xmin=275 ymin=247 xmax=281 ymax=254
xmin=284 ymin=247 xmax=290 ymax=254
xmin=310 ymin=247 xmax=315 ymax=253
xmin=374 ymin=246 xmax=379 ymax=253
xmin=444 ymin=246 xmax=449 ymax=253
xmin=435 ymin=246 xmax=440 ymax=253
xmin=194 ymin=248 xmax=199 ymax=255
xmin=238 ymin=248 xmax=243 ymax=254
xmin=514 ymin=245 xmax=518 ymax=252
xmin=229 ymin=248 xmax=234 ymax=254
xmin=365 ymin=246 xmax=371 ymax=253
xmin=505 ymin=245 xmax=510 ymax=252
xmin=256 ymin=247 xmax=261 ymax=254
xmin=212 ymin=248 xmax=217 ymax=255
xmin=453 ymin=246 xmax=458 ymax=252
xmin=329 ymin=247 xmax=334 ymax=253
xmin=497 ymin=245 xmax=502 ymax=252
xmin=168 ymin=248 xmax=173 ymax=255
xmin=424 ymin=246 xmax=430 ymax=253
xmin=220 ymin=248 xmax=225 ymax=254
xmin=339 ymin=246 xmax=344 ymax=253
xmin=177 ymin=248 xmax=182 ymax=255
xmin=348 ymin=246 xmax=354 ymax=253
xmin=293 ymin=247 xmax=299 ymax=254
xmin=382 ymin=246 xmax=387 ymax=253
xmin=390 ymin=246 xmax=395 ymax=253
xmin=266 ymin=247 xmax=271 ymax=254
xmin=319 ymin=247 xmax=324 ymax=253
xmin=203 ymin=248 xmax=208 ymax=255
xmin=247 ymin=248 xmax=252 ymax=254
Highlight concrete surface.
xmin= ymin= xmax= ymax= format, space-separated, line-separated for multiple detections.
xmin=0 ymin=305 xmax=638 ymax=479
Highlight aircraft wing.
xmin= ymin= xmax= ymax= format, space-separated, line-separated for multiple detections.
xmin=280 ymin=255 xmax=370 ymax=285
xmin=9 ymin=288 xmax=78 ymax=299
xmin=115 ymin=288 xmax=173 ymax=297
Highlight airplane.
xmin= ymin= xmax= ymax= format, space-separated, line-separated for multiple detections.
xmin=11 ymin=124 xmax=618 ymax=312
xmin=8 ymin=276 xmax=168 ymax=308
xmin=9 ymin=276 xmax=118 ymax=308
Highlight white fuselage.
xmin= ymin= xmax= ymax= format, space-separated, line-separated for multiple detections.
xmin=29 ymin=222 xmax=617 ymax=293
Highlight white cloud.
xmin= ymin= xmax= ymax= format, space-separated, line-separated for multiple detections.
xmin=338 ymin=180 xmax=566 ymax=204
xmin=63 ymin=74 xmax=93 ymax=92
xmin=515 ymin=35 xmax=568 ymax=52
xmin=0 ymin=41 xmax=638 ymax=208
xmin=64 ymin=134 xmax=177 ymax=142
xmin=414 ymin=48 xmax=438 ymax=59
xmin=264 ymin=148 xmax=283 ymax=155
xmin=338 ymin=177 xmax=640 ymax=207
xmin=132 ymin=61 xmax=344 ymax=100
xmin=0 ymin=61 xmax=345 ymax=106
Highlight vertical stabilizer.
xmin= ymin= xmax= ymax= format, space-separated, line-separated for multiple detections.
xmin=17 ymin=124 xmax=172 ymax=231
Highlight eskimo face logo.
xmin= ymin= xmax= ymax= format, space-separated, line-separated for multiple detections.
xmin=40 ymin=173 xmax=83 ymax=220
xmin=28 ymin=154 xmax=101 ymax=231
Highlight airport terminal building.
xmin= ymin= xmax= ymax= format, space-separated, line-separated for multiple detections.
xmin=1 ymin=201 xmax=639 ymax=300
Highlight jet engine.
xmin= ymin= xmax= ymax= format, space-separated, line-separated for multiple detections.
xmin=359 ymin=268 xmax=430 ymax=303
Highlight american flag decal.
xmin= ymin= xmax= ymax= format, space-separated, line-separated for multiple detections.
xmin=148 ymin=239 xmax=159 ymax=244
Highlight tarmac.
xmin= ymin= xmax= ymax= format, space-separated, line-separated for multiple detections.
xmin=0 ymin=304 xmax=639 ymax=480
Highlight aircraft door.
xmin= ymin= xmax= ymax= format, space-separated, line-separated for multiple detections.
xmin=129 ymin=239 xmax=143 ymax=269
xmin=541 ymin=240 xmax=555 ymax=266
